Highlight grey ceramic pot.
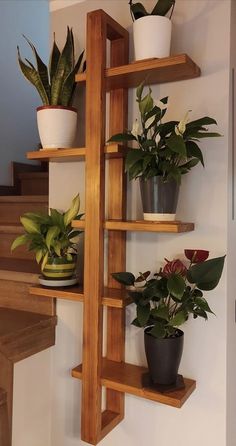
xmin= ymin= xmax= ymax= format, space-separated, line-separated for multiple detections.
xmin=139 ymin=177 xmax=179 ymax=221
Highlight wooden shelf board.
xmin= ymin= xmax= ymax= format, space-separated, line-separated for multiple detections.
xmin=76 ymin=54 xmax=201 ymax=90
xmin=26 ymin=144 xmax=125 ymax=162
xmin=29 ymin=285 xmax=131 ymax=308
xmin=72 ymin=358 xmax=196 ymax=408
xmin=72 ymin=219 xmax=194 ymax=233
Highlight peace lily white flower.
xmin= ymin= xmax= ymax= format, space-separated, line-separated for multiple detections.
xmin=155 ymin=133 xmax=161 ymax=145
xmin=145 ymin=115 xmax=155 ymax=129
xmin=131 ymin=119 xmax=141 ymax=138
xmin=154 ymin=99 xmax=168 ymax=110
xmin=175 ymin=111 xmax=191 ymax=136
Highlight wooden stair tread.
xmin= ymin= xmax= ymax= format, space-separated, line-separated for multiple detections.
xmin=18 ymin=172 xmax=48 ymax=179
xmin=0 ymin=307 xmax=56 ymax=339
xmin=0 ymin=307 xmax=57 ymax=363
xmin=0 ymin=195 xmax=48 ymax=203
xmin=0 ymin=258 xmax=39 ymax=274
xmin=72 ymin=358 xmax=196 ymax=408
xmin=0 ymin=224 xmax=23 ymax=234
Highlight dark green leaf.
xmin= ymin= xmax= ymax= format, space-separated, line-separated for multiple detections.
xmin=186 ymin=116 xmax=217 ymax=129
xmin=49 ymin=34 xmax=61 ymax=84
xmin=187 ymin=256 xmax=225 ymax=289
xmin=195 ymin=297 xmax=214 ymax=314
xmin=151 ymin=305 xmax=169 ymax=321
xmin=186 ymin=140 xmax=204 ymax=166
xmin=17 ymin=47 xmax=49 ymax=105
xmin=151 ymin=0 xmax=175 ymax=16
xmin=108 ymin=133 xmax=137 ymax=143
xmin=111 ymin=271 xmax=135 ymax=286
xmin=169 ymin=310 xmax=187 ymax=327
xmin=132 ymin=317 xmax=142 ymax=327
xmin=149 ymin=323 xmax=166 ymax=338
xmin=23 ymin=35 xmax=50 ymax=101
xmin=166 ymin=134 xmax=187 ymax=156
xmin=130 ymin=2 xmax=148 ymax=20
xmin=51 ymin=27 xmax=74 ymax=105
xmin=167 ymin=274 xmax=185 ymax=299
xmin=137 ymin=304 xmax=150 ymax=326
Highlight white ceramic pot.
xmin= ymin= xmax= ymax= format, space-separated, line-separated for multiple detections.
xmin=37 ymin=106 xmax=77 ymax=149
xmin=133 ymin=16 xmax=172 ymax=61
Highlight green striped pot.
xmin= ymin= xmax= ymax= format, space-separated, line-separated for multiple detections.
xmin=42 ymin=256 xmax=77 ymax=279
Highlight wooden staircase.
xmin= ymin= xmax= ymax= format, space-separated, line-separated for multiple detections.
xmin=0 ymin=163 xmax=56 ymax=445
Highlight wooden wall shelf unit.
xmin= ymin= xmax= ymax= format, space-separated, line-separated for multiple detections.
xmin=26 ymin=9 xmax=200 ymax=445
xmin=72 ymin=358 xmax=196 ymax=409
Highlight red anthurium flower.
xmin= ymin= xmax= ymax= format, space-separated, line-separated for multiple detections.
xmin=184 ymin=249 xmax=209 ymax=263
xmin=163 ymin=259 xmax=187 ymax=278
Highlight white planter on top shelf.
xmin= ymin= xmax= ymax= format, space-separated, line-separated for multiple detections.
xmin=133 ymin=15 xmax=172 ymax=61
xmin=37 ymin=105 xmax=77 ymax=150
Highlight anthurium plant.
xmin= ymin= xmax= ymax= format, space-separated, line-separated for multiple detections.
xmin=112 ymin=250 xmax=225 ymax=339
xmin=11 ymin=194 xmax=83 ymax=271
xmin=17 ymin=27 xmax=85 ymax=106
xmin=129 ymin=0 xmax=175 ymax=21
xmin=108 ymin=83 xmax=221 ymax=183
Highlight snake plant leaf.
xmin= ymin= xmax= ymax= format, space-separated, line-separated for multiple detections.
xmin=130 ymin=2 xmax=148 ymax=20
xmin=17 ymin=47 xmax=50 ymax=105
xmin=151 ymin=0 xmax=175 ymax=16
xmin=51 ymin=27 xmax=74 ymax=105
xmin=60 ymin=50 xmax=84 ymax=106
xmin=11 ymin=234 xmax=29 ymax=251
xmin=23 ymin=35 xmax=50 ymax=101
xmin=49 ymin=34 xmax=61 ymax=84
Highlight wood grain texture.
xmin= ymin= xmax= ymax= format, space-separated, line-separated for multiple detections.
xmin=26 ymin=144 xmax=125 ymax=162
xmin=0 ymin=352 xmax=13 ymax=445
xmin=0 ymin=258 xmax=40 ymax=284
xmin=76 ymin=54 xmax=201 ymax=91
xmin=29 ymin=285 xmax=131 ymax=308
xmin=72 ymin=358 xmax=196 ymax=409
xmin=81 ymin=10 xmax=106 ymax=444
xmin=72 ymin=219 xmax=194 ymax=233
xmin=0 ymin=280 xmax=55 ymax=316
xmin=0 ymin=388 xmax=10 ymax=446
xmin=106 ymin=33 xmax=129 ymax=419
xmin=0 ymin=195 xmax=48 ymax=224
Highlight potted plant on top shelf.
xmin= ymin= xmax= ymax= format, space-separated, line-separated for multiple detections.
xmin=17 ymin=27 xmax=85 ymax=150
xmin=108 ymin=83 xmax=220 ymax=221
xmin=129 ymin=0 xmax=175 ymax=61
xmin=112 ymin=249 xmax=225 ymax=388
xmin=11 ymin=194 xmax=83 ymax=287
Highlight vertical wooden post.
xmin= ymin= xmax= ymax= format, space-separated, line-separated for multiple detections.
xmin=106 ymin=35 xmax=129 ymax=417
xmin=0 ymin=389 xmax=10 ymax=446
xmin=81 ymin=10 xmax=106 ymax=445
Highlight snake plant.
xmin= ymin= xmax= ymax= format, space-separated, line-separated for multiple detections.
xmin=129 ymin=0 xmax=175 ymax=21
xmin=17 ymin=27 xmax=85 ymax=106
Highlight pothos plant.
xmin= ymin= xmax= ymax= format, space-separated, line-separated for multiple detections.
xmin=108 ymin=83 xmax=221 ymax=184
xmin=129 ymin=0 xmax=175 ymax=21
xmin=17 ymin=27 xmax=85 ymax=106
xmin=112 ymin=250 xmax=225 ymax=339
xmin=11 ymin=194 xmax=83 ymax=271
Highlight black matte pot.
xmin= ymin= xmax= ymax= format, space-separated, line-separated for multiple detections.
xmin=144 ymin=328 xmax=184 ymax=385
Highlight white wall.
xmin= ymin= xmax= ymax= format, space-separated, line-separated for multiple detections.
xmin=0 ymin=0 xmax=49 ymax=185
xmin=50 ymin=1 xmax=231 ymax=445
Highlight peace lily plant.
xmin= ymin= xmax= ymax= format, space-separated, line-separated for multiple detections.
xmin=11 ymin=194 xmax=83 ymax=275
xmin=112 ymin=250 xmax=225 ymax=338
xmin=109 ymin=83 xmax=221 ymax=184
